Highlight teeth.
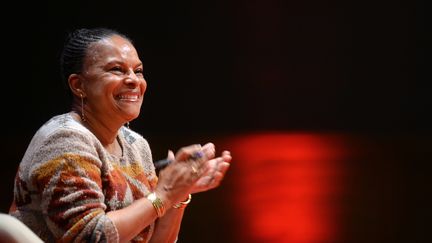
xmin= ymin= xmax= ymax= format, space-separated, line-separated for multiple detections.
xmin=119 ymin=95 xmax=138 ymax=100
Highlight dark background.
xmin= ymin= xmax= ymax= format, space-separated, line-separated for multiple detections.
xmin=1 ymin=0 xmax=430 ymax=242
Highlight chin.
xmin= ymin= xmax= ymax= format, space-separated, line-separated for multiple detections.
xmin=125 ymin=111 xmax=140 ymax=121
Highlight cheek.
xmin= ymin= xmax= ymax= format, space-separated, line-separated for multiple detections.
xmin=95 ymin=82 xmax=117 ymax=95
xmin=87 ymin=80 xmax=118 ymax=100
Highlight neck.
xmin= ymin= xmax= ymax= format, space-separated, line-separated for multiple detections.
xmin=71 ymin=110 xmax=122 ymax=146
xmin=85 ymin=118 xmax=119 ymax=145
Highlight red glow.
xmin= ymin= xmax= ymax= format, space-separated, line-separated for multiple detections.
xmin=226 ymin=132 xmax=347 ymax=243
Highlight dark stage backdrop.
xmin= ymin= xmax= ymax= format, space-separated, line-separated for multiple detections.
xmin=1 ymin=1 xmax=429 ymax=242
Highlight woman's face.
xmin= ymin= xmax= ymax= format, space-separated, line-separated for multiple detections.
xmin=80 ymin=35 xmax=147 ymax=124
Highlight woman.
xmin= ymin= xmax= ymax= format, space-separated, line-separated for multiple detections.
xmin=9 ymin=28 xmax=232 ymax=242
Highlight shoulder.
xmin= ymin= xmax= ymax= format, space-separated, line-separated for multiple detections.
xmin=34 ymin=112 xmax=92 ymax=140
xmin=119 ymin=126 xmax=154 ymax=168
xmin=43 ymin=112 xmax=92 ymax=135
xmin=19 ymin=113 xmax=104 ymax=185
xmin=24 ymin=113 xmax=101 ymax=163
xmin=119 ymin=126 xmax=150 ymax=151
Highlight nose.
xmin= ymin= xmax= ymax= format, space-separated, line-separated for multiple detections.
xmin=124 ymin=70 xmax=140 ymax=85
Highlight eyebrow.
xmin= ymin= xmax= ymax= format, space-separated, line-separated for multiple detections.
xmin=104 ymin=60 xmax=143 ymax=68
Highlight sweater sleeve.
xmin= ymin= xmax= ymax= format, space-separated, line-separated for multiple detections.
xmin=28 ymin=128 xmax=119 ymax=243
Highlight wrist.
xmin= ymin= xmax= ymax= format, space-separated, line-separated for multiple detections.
xmin=147 ymin=192 xmax=166 ymax=217
xmin=173 ymin=194 xmax=192 ymax=209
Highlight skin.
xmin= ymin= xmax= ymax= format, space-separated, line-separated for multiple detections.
xmin=67 ymin=35 xmax=232 ymax=242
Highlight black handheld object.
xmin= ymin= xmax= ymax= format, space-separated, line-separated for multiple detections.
xmin=154 ymin=159 xmax=172 ymax=174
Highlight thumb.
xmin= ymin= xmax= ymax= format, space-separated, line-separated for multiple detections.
xmin=167 ymin=150 xmax=175 ymax=161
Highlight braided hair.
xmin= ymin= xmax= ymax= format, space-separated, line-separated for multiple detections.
xmin=59 ymin=28 xmax=131 ymax=87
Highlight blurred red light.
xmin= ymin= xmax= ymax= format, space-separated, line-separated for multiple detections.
xmin=226 ymin=132 xmax=347 ymax=243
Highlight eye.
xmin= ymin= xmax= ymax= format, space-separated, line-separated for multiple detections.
xmin=110 ymin=66 xmax=124 ymax=73
xmin=135 ymin=68 xmax=144 ymax=76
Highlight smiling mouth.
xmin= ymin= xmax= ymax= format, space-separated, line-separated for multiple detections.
xmin=117 ymin=94 xmax=139 ymax=102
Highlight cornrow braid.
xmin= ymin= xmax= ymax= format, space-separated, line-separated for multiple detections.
xmin=59 ymin=27 xmax=131 ymax=88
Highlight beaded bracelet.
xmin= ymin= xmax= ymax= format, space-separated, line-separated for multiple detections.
xmin=173 ymin=194 xmax=192 ymax=209
xmin=147 ymin=192 xmax=165 ymax=217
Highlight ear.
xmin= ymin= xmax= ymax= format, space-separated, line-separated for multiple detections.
xmin=68 ymin=74 xmax=85 ymax=97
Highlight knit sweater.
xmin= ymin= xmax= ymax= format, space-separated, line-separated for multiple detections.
xmin=9 ymin=112 xmax=158 ymax=242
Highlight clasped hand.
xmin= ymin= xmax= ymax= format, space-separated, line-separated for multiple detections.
xmin=156 ymin=143 xmax=232 ymax=207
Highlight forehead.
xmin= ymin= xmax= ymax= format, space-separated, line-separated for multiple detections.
xmin=85 ymin=35 xmax=139 ymax=62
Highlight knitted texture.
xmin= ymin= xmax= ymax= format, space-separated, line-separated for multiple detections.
xmin=9 ymin=113 xmax=158 ymax=242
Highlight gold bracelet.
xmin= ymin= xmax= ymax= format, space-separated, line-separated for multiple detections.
xmin=147 ymin=192 xmax=165 ymax=217
xmin=173 ymin=194 xmax=192 ymax=209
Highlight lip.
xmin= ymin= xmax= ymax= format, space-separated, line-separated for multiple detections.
xmin=116 ymin=91 xmax=141 ymax=102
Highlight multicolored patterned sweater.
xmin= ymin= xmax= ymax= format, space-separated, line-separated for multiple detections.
xmin=9 ymin=112 xmax=158 ymax=242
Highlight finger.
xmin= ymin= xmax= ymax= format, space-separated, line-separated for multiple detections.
xmin=196 ymin=175 xmax=214 ymax=187
xmin=221 ymin=151 xmax=232 ymax=163
xmin=204 ymin=161 xmax=230 ymax=188
xmin=197 ymin=159 xmax=213 ymax=176
xmin=180 ymin=143 xmax=218 ymax=180
xmin=222 ymin=150 xmax=231 ymax=156
xmin=198 ymin=162 xmax=227 ymax=187
xmin=189 ymin=163 xmax=200 ymax=178
xmin=189 ymin=157 xmax=213 ymax=179
xmin=188 ymin=147 xmax=215 ymax=171
xmin=175 ymin=144 xmax=202 ymax=161
xmin=167 ymin=150 xmax=175 ymax=161
xmin=217 ymin=162 xmax=231 ymax=175
xmin=202 ymin=143 xmax=216 ymax=159
xmin=206 ymin=158 xmax=219 ymax=174
xmin=207 ymin=171 xmax=224 ymax=189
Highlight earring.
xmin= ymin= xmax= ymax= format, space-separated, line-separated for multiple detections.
xmin=126 ymin=122 xmax=130 ymax=128
xmin=80 ymin=93 xmax=86 ymax=122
